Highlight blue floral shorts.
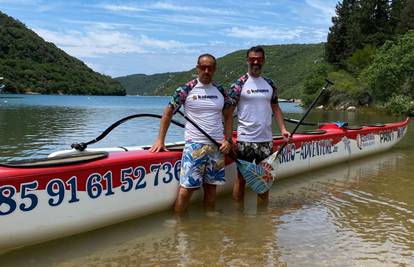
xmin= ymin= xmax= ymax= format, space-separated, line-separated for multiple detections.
xmin=180 ymin=142 xmax=225 ymax=188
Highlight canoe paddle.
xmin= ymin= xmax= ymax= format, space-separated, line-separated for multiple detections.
xmin=175 ymin=109 xmax=272 ymax=194
xmin=260 ymin=79 xmax=334 ymax=186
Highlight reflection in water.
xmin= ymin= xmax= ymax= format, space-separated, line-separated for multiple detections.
xmin=1 ymin=200 xmax=287 ymax=267
xmin=0 ymin=107 xmax=90 ymax=161
xmin=0 ymin=95 xmax=185 ymax=161
xmin=272 ymin=150 xmax=414 ymax=266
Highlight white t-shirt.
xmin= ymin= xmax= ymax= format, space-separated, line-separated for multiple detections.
xmin=231 ymin=74 xmax=278 ymax=142
xmin=169 ymin=79 xmax=227 ymax=144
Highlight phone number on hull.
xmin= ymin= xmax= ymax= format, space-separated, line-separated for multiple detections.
xmin=0 ymin=161 xmax=181 ymax=216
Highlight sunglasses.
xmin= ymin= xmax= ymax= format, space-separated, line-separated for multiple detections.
xmin=197 ymin=64 xmax=215 ymax=72
xmin=247 ymin=57 xmax=264 ymax=65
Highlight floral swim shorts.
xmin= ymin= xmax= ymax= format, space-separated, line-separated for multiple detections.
xmin=237 ymin=141 xmax=273 ymax=164
xmin=179 ymin=141 xmax=225 ymax=188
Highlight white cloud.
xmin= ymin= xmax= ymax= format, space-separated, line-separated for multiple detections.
xmin=307 ymin=29 xmax=327 ymax=41
xmin=83 ymin=60 xmax=101 ymax=72
xmin=263 ymin=11 xmax=282 ymax=17
xmin=99 ymin=4 xmax=146 ymax=12
xmin=96 ymin=1 xmax=236 ymax=16
xmin=35 ymin=2 xmax=61 ymax=12
xmin=151 ymin=14 xmax=229 ymax=26
xmin=0 ymin=0 xmax=62 ymax=12
xmin=138 ymin=35 xmax=189 ymax=50
xmin=61 ymin=19 xmax=168 ymax=33
xmin=150 ymin=2 xmax=200 ymax=11
xmin=0 ymin=0 xmax=40 ymax=4
xmin=62 ymin=19 xmax=120 ymax=27
xmin=224 ymin=25 xmax=329 ymax=44
xmin=226 ymin=26 xmax=303 ymax=40
xmin=305 ymin=0 xmax=336 ymax=18
xmin=149 ymin=1 xmax=234 ymax=15
xmin=91 ymin=53 xmax=198 ymax=77
xmin=34 ymin=28 xmax=143 ymax=57
xmin=33 ymin=28 xmax=197 ymax=58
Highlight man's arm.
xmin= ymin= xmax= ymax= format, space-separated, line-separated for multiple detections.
xmin=149 ymin=105 xmax=174 ymax=152
xmin=223 ymin=106 xmax=235 ymax=142
xmin=271 ymin=103 xmax=290 ymax=141
xmin=218 ymin=106 xmax=235 ymax=153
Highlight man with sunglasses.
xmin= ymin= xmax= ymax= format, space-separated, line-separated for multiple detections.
xmin=227 ymin=46 xmax=290 ymax=205
xmin=150 ymin=54 xmax=234 ymax=214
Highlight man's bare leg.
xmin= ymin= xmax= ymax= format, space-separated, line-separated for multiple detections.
xmin=233 ymin=172 xmax=246 ymax=202
xmin=203 ymin=183 xmax=217 ymax=211
xmin=174 ymin=186 xmax=196 ymax=214
xmin=257 ymin=190 xmax=269 ymax=207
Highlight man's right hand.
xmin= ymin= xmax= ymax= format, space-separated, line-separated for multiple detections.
xmin=149 ymin=139 xmax=168 ymax=153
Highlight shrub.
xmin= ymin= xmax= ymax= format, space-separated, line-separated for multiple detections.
xmin=346 ymin=44 xmax=377 ymax=74
xmin=363 ymin=32 xmax=414 ymax=103
xmin=385 ymin=95 xmax=414 ymax=115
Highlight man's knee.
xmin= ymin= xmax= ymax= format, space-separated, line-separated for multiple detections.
xmin=174 ymin=186 xmax=196 ymax=213
xmin=177 ymin=186 xmax=195 ymax=199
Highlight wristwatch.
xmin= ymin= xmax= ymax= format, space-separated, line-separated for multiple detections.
xmin=226 ymin=137 xmax=233 ymax=144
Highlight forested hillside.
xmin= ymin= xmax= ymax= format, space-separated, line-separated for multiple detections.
xmin=115 ymin=72 xmax=184 ymax=95
xmin=302 ymin=0 xmax=414 ymax=115
xmin=0 ymin=11 xmax=125 ymax=95
xmin=116 ymin=43 xmax=325 ymax=99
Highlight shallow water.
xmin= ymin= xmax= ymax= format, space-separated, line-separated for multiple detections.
xmin=0 ymin=95 xmax=413 ymax=266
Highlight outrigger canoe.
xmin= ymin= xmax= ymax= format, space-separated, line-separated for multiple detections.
xmin=0 ymin=117 xmax=409 ymax=254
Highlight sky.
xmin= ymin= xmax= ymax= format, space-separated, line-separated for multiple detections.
xmin=0 ymin=0 xmax=338 ymax=77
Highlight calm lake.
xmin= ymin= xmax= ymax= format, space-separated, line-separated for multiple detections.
xmin=0 ymin=94 xmax=413 ymax=266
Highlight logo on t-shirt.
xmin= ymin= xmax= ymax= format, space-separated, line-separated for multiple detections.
xmin=192 ymin=95 xmax=219 ymax=100
xmin=246 ymin=89 xmax=269 ymax=94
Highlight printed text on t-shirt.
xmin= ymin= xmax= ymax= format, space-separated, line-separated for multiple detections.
xmin=192 ymin=95 xmax=219 ymax=100
xmin=246 ymin=89 xmax=269 ymax=94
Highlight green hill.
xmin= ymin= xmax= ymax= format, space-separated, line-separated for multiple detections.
xmin=0 ymin=11 xmax=125 ymax=95
xmin=114 ymin=72 xmax=185 ymax=95
xmin=116 ymin=43 xmax=325 ymax=98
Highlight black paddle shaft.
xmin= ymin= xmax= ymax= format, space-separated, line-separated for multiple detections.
xmin=274 ymin=79 xmax=334 ymax=159
xmin=283 ymin=117 xmax=317 ymax=126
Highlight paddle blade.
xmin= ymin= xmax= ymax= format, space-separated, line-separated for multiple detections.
xmin=235 ymin=159 xmax=274 ymax=194
xmin=260 ymin=153 xmax=279 ymax=178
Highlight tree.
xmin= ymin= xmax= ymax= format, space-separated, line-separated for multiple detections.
xmin=363 ymin=31 xmax=414 ymax=103
xmin=397 ymin=0 xmax=414 ymax=33
xmin=358 ymin=0 xmax=392 ymax=46
xmin=390 ymin=0 xmax=406 ymax=33
xmin=326 ymin=0 xmax=359 ymax=65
